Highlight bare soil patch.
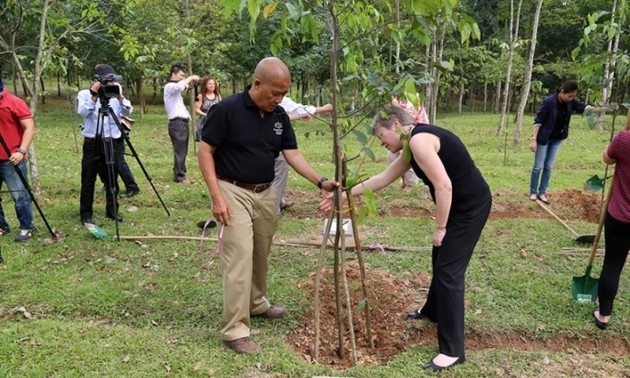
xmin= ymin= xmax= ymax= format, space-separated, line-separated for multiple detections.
xmin=284 ymin=188 xmax=604 ymax=223
xmin=287 ymin=261 xmax=629 ymax=370
xmin=283 ymin=188 xmax=619 ymax=369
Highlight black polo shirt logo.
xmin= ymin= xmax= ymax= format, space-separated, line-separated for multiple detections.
xmin=273 ymin=122 xmax=283 ymax=135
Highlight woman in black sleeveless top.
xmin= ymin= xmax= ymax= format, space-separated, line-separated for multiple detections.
xmin=320 ymin=104 xmax=492 ymax=372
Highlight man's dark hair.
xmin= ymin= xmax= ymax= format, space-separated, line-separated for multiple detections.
xmin=169 ymin=64 xmax=185 ymax=76
xmin=556 ymin=79 xmax=579 ymax=94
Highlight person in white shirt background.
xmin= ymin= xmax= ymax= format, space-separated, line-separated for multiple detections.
xmin=274 ymin=96 xmax=332 ymax=211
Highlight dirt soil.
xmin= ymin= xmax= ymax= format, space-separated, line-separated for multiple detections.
xmin=283 ymin=188 xmax=628 ymax=369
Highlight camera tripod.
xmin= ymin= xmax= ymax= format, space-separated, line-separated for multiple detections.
xmin=93 ymin=93 xmax=170 ymax=240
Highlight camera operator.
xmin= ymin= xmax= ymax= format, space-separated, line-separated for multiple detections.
xmin=164 ymin=64 xmax=199 ymax=184
xmin=76 ymin=63 xmax=133 ymax=224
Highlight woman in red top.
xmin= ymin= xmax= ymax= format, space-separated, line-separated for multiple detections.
xmin=593 ymin=109 xmax=630 ymax=330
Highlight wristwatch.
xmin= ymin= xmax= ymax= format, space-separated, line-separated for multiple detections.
xmin=317 ymin=177 xmax=328 ymax=189
xmin=16 ymin=148 xmax=27 ymax=155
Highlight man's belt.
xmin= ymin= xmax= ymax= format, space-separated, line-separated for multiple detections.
xmin=169 ymin=117 xmax=189 ymax=122
xmin=217 ymin=175 xmax=271 ymax=193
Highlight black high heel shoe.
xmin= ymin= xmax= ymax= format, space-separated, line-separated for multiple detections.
xmin=593 ymin=308 xmax=609 ymax=330
xmin=423 ymin=356 xmax=466 ymax=372
xmin=407 ymin=309 xmax=436 ymax=322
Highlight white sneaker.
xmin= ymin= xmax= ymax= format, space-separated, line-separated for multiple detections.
xmin=15 ymin=229 xmax=32 ymax=242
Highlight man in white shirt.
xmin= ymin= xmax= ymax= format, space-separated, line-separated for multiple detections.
xmin=77 ymin=64 xmax=132 ymax=224
xmin=164 ymin=65 xmax=199 ymax=184
xmin=274 ymin=97 xmax=332 ymax=211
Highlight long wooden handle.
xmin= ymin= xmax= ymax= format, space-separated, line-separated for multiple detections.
xmin=536 ymin=200 xmax=580 ymax=237
xmin=588 ymin=174 xmax=615 ymax=266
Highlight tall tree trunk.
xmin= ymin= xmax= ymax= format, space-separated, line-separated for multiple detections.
xmin=496 ymin=0 xmax=522 ymax=136
xmin=494 ymin=81 xmax=502 ymax=113
xmin=40 ymin=77 xmax=46 ymax=105
xmin=395 ymin=0 xmax=401 ymax=75
xmin=483 ymin=81 xmax=488 ymax=112
xmin=458 ymin=83 xmax=464 ymax=113
xmin=514 ymin=0 xmax=543 ymax=145
xmin=136 ymin=78 xmax=146 ymax=115
xmin=427 ymin=19 xmax=446 ymax=124
xmin=597 ymin=0 xmax=620 ymax=131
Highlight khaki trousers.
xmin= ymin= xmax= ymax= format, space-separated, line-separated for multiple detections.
xmin=218 ymin=180 xmax=279 ymax=341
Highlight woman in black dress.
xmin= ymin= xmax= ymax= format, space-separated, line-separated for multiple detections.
xmin=320 ymin=104 xmax=492 ymax=371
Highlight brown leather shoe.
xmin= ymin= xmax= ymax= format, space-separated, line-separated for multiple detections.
xmin=252 ymin=305 xmax=286 ymax=319
xmin=223 ymin=337 xmax=261 ymax=354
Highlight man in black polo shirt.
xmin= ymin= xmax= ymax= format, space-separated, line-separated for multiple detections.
xmin=197 ymin=57 xmax=337 ymax=355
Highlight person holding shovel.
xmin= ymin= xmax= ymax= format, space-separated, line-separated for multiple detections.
xmin=529 ymin=79 xmax=614 ymax=204
xmin=592 ymin=109 xmax=630 ymax=330
xmin=319 ymin=104 xmax=492 ymax=372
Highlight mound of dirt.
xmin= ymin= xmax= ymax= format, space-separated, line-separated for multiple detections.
xmin=287 ymin=260 xmax=630 ymax=370
xmin=284 ymin=188 xmax=604 ymax=223
xmin=288 ymin=260 xmax=430 ymax=368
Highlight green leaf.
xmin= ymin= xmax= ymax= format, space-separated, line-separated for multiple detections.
xmin=402 ymin=140 xmax=412 ymax=163
xmin=352 ymin=129 xmax=368 ymax=144
xmin=355 ymin=298 xmax=367 ymax=313
xmin=403 ymin=78 xmax=416 ymax=96
xmin=363 ymin=189 xmax=377 ymax=218
xmin=345 ymin=172 xmax=358 ymax=188
xmin=357 ymin=206 xmax=368 ymax=225
xmin=363 ymin=146 xmax=376 ymax=162
xmin=285 ymin=2 xmax=299 ymax=18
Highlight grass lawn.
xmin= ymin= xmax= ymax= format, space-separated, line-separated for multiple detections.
xmin=0 ymin=97 xmax=628 ymax=377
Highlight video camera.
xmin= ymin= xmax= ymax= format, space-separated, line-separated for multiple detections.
xmin=94 ymin=64 xmax=124 ymax=99
xmin=95 ymin=74 xmax=123 ymax=98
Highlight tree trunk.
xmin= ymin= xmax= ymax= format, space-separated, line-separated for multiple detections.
xmin=40 ymin=77 xmax=46 ymax=105
xmin=494 ymin=81 xmax=502 ymax=113
xmin=483 ymin=81 xmax=488 ymax=112
xmin=514 ymin=0 xmax=543 ymax=145
xmin=496 ymin=0 xmax=522 ymax=136
xmin=458 ymin=83 xmax=464 ymax=113
xmin=597 ymin=0 xmax=620 ymax=131
xmin=136 ymin=78 xmax=146 ymax=115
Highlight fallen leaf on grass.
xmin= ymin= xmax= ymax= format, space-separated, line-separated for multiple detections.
xmin=11 ymin=306 xmax=32 ymax=319
xmin=163 ymin=362 xmax=172 ymax=372
xmin=134 ymin=240 xmax=148 ymax=248
xmin=122 ymin=355 xmax=130 ymax=363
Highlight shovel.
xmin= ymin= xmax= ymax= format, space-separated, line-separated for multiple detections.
xmin=535 ymin=200 xmax=595 ymax=244
xmin=572 ymin=175 xmax=614 ymax=303
xmin=584 ymin=174 xmax=610 ymax=193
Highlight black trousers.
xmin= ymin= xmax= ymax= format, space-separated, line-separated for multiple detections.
xmin=421 ymin=192 xmax=492 ymax=358
xmin=168 ymin=118 xmax=189 ymax=182
xmin=98 ymin=137 xmax=139 ymax=192
xmin=80 ymin=137 xmax=119 ymax=220
xmin=598 ymin=212 xmax=630 ymax=316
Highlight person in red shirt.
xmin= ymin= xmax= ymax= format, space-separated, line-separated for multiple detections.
xmin=0 ymin=74 xmax=36 ymax=241
xmin=593 ymin=109 xmax=630 ymax=330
